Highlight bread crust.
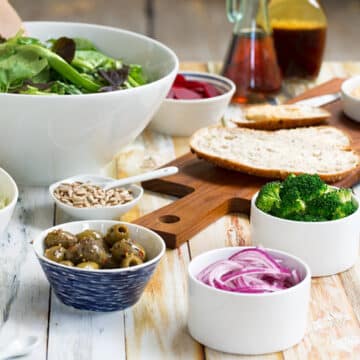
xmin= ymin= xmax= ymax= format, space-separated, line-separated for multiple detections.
xmin=189 ymin=125 xmax=359 ymax=183
xmin=233 ymin=117 xmax=327 ymax=130
xmin=232 ymin=104 xmax=330 ymax=130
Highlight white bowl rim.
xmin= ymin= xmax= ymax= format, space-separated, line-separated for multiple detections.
xmin=163 ymin=71 xmax=236 ymax=104
xmin=251 ymin=188 xmax=360 ymax=225
xmin=1 ymin=21 xmax=179 ymax=99
xmin=341 ymin=76 xmax=360 ymax=101
xmin=0 ymin=167 xmax=18 ymax=212
xmin=188 ymin=246 xmax=311 ymax=298
xmin=49 ymin=179 xmax=143 ymax=212
xmin=33 ymin=220 xmax=166 ymax=273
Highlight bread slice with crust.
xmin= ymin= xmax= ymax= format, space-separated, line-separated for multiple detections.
xmin=190 ymin=125 xmax=359 ymax=182
xmin=233 ymin=104 xmax=330 ymax=130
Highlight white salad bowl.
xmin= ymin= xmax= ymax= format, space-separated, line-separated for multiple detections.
xmin=149 ymin=72 xmax=235 ymax=136
xmin=0 ymin=21 xmax=178 ymax=185
xmin=0 ymin=168 xmax=18 ymax=234
xmin=341 ymin=76 xmax=360 ymax=122
xmin=251 ymin=191 xmax=360 ymax=277
xmin=188 ymin=247 xmax=311 ymax=355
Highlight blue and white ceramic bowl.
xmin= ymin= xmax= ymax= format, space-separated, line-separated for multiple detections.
xmin=33 ymin=220 xmax=166 ymax=312
xmin=149 ymin=71 xmax=235 ymax=136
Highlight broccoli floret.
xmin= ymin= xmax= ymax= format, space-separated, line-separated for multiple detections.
xmin=336 ymin=188 xmax=353 ymax=203
xmin=255 ymin=181 xmax=281 ymax=213
xmin=272 ymin=189 xmax=306 ymax=220
xmin=256 ymin=175 xmax=357 ymax=222
xmin=332 ymin=201 xmax=357 ymax=220
xmin=331 ymin=189 xmax=358 ymax=219
xmin=308 ymin=188 xmax=357 ymax=220
xmin=281 ymin=173 xmax=328 ymax=203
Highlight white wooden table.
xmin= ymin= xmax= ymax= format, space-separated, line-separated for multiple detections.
xmin=1 ymin=62 xmax=360 ymax=360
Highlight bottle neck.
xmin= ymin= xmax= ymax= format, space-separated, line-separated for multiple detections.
xmin=233 ymin=0 xmax=271 ymax=35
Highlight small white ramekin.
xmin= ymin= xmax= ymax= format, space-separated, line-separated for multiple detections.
xmin=49 ymin=175 xmax=143 ymax=220
xmin=341 ymin=76 xmax=360 ymax=122
xmin=149 ymin=71 xmax=235 ymax=136
xmin=251 ymin=191 xmax=360 ymax=277
xmin=188 ymin=247 xmax=311 ymax=355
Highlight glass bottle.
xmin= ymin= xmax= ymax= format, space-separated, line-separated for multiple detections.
xmin=222 ymin=0 xmax=282 ymax=104
xmin=269 ymin=0 xmax=327 ymax=79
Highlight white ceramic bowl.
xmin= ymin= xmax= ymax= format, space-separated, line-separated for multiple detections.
xmin=0 ymin=168 xmax=18 ymax=234
xmin=149 ymin=72 xmax=235 ymax=136
xmin=251 ymin=191 xmax=360 ymax=277
xmin=49 ymin=175 xmax=143 ymax=220
xmin=188 ymin=247 xmax=311 ymax=355
xmin=341 ymin=76 xmax=360 ymax=122
xmin=33 ymin=220 xmax=166 ymax=311
xmin=0 ymin=21 xmax=178 ymax=185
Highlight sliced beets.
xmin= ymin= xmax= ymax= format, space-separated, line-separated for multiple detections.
xmin=167 ymin=74 xmax=220 ymax=99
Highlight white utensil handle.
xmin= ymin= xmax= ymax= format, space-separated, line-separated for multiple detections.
xmin=295 ymin=92 xmax=341 ymax=107
xmin=103 ymin=166 xmax=178 ymax=190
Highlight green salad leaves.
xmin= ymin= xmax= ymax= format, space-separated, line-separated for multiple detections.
xmin=0 ymin=32 xmax=147 ymax=95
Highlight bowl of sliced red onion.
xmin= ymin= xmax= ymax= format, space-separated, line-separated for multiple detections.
xmin=187 ymin=247 xmax=311 ymax=355
xmin=149 ymin=72 xmax=235 ymax=136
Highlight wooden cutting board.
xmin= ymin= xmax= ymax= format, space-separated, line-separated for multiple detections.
xmin=134 ymin=78 xmax=360 ymax=248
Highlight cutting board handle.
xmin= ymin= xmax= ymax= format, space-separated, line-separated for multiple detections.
xmin=133 ymin=185 xmax=235 ymax=248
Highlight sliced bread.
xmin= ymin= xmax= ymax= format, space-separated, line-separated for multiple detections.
xmin=233 ymin=104 xmax=330 ymax=130
xmin=190 ymin=125 xmax=359 ymax=182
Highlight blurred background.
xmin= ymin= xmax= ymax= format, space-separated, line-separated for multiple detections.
xmin=11 ymin=0 xmax=360 ymax=62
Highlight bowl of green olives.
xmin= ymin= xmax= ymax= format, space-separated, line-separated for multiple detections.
xmin=33 ymin=220 xmax=166 ymax=311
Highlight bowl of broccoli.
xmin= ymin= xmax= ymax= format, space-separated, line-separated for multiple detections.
xmin=251 ymin=174 xmax=360 ymax=277
xmin=0 ymin=22 xmax=178 ymax=185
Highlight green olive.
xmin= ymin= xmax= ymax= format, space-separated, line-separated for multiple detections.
xmin=65 ymin=244 xmax=82 ymax=264
xmin=111 ymin=239 xmax=146 ymax=262
xmin=77 ymin=261 xmax=100 ymax=270
xmin=104 ymin=224 xmax=129 ymax=247
xmin=65 ymin=238 xmax=108 ymax=266
xmin=120 ymin=254 xmax=143 ymax=268
xmin=59 ymin=260 xmax=74 ymax=267
xmin=102 ymin=254 xmax=120 ymax=269
xmin=76 ymin=229 xmax=103 ymax=242
xmin=45 ymin=229 xmax=78 ymax=249
xmin=45 ymin=245 xmax=66 ymax=262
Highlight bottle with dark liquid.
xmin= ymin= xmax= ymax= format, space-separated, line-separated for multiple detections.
xmin=269 ymin=0 xmax=327 ymax=79
xmin=222 ymin=0 xmax=282 ymax=104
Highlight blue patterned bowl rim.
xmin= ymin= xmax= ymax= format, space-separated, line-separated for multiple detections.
xmin=33 ymin=220 xmax=166 ymax=273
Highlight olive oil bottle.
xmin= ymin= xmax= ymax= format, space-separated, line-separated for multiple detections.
xmin=269 ymin=0 xmax=327 ymax=79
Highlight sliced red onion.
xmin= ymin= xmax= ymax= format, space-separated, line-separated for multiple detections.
xmin=197 ymin=248 xmax=300 ymax=294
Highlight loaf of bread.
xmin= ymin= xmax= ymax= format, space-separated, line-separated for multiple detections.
xmin=190 ymin=125 xmax=359 ymax=182
xmin=233 ymin=104 xmax=330 ymax=130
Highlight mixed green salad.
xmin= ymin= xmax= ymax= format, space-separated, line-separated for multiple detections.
xmin=0 ymin=31 xmax=147 ymax=94
xmin=256 ymin=174 xmax=358 ymax=222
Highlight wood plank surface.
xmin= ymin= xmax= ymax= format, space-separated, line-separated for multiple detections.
xmin=0 ymin=61 xmax=359 ymax=360
xmin=118 ymin=131 xmax=203 ymax=360
xmin=0 ymin=188 xmax=52 ymax=360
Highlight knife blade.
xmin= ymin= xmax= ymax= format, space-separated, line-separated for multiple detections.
xmin=294 ymin=92 xmax=341 ymax=107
